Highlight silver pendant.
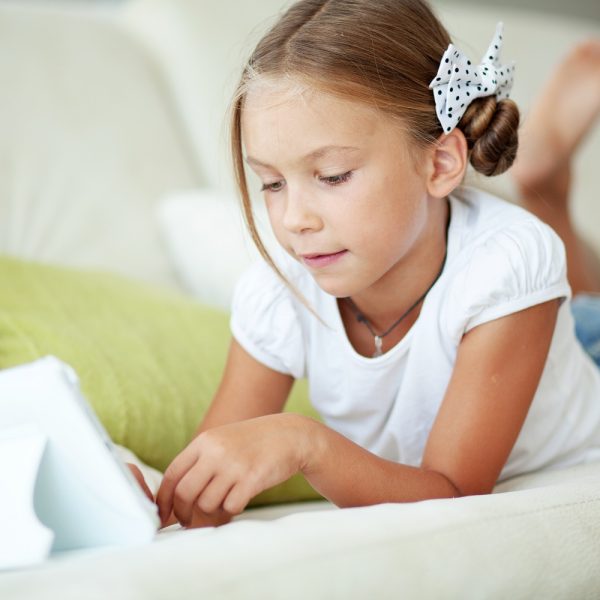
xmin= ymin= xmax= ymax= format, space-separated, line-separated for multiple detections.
xmin=373 ymin=336 xmax=383 ymax=358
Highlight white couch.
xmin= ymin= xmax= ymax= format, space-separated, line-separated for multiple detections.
xmin=1 ymin=1 xmax=600 ymax=597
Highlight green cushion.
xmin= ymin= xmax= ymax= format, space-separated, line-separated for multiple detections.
xmin=0 ymin=255 xmax=322 ymax=506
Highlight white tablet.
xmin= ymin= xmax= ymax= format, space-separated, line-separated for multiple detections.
xmin=0 ymin=355 xmax=159 ymax=559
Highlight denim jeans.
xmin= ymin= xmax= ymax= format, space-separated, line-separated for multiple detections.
xmin=571 ymin=294 xmax=600 ymax=368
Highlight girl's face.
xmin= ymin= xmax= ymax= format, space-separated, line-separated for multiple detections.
xmin=241 ymin=79 xmax=439 ymax=299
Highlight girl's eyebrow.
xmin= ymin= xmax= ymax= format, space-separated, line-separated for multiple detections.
xmin=245 ymin=145 xmax=360 ymax=168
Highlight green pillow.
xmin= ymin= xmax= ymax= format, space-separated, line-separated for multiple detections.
xmin=0 ymin=255 xmax=322 ymax=506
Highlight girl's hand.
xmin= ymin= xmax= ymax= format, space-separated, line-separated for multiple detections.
xmin=126 ymin=463 xmax=227 ymax=528
xmin=155 ymin=413 xmax=309 ymax=528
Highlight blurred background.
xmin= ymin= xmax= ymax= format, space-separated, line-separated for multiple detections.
xmin=447 ymin=0 xmax=598 ymax=20
xmin=27 ymin=0 xmax=600 ymax=20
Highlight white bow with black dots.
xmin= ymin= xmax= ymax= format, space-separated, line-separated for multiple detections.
xmin=429 ymin=22 xmax=515 ymax=134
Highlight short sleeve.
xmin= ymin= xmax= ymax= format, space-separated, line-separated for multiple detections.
xmin=230 ymin=260 xmax=305 ymax=379
xmin=448 ymin=218 xmax=572 ymax=337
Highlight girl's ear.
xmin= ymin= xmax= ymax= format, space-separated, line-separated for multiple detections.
xmin=424 ymin=129 xmax=469 ymax=198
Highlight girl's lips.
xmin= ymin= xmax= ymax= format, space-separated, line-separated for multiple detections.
xmin=300 ymin=250 xmax=348 ymax=268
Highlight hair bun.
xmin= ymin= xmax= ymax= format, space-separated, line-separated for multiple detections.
xmin=458 ymin=96 xmax=520 ymax=176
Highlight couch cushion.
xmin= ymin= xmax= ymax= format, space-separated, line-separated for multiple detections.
xmin=2 ymin=461 xmax=600 ymax=598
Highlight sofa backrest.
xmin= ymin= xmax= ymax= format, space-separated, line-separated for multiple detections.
xmin=0 ymin=1 xmax=201 ymax=287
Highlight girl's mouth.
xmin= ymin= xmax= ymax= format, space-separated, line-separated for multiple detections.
xmin=300 ymin=250 xmax=348 ymax=268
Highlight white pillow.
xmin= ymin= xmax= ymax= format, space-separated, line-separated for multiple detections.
xmin=156 ymin=189 xmax=278 ymax=310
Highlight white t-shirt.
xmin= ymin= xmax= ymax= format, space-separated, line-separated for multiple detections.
xmin=231 ymin=187 xmax=600 ymax=481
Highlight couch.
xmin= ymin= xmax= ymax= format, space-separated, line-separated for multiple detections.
xmin=1 ymin=0 xmax=599 ymax=597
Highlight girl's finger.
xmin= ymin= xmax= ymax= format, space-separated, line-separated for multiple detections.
xmin=171 ymin=464 xmax=214 ymax=527
xmin=188 ymin=505 xmax=232 ymax=528
xmin=195 ymin=475 xmax=234 ymax=515
xmin=127 ymin=464 xmax=154 ymax=502
xmin=156 ymin=450 xmax=200 ymax=524
xmin=159 ymin=510 xmax=179 ymax=530
xmin=222 ymin=482 xmax=252 ymax=516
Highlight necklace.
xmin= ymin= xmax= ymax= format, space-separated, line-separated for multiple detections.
xmin=344 ymin=241 xmax=448 ymax=358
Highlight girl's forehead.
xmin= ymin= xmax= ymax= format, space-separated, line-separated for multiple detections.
xmin=240 ymin=77 xmax=417 ymax=169
xmin=241 ymin=78 xmax=392 ymax=146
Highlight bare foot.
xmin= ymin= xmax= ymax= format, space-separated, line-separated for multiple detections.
xmin=512 ymin=39 xmax=600 ymax=204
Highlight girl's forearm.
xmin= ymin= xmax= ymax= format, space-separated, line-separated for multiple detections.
xmin=293 ymin=415 xmax=461 ymax=507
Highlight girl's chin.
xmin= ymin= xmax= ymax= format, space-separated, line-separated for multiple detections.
xmin=309 ymin=273 xmax=362 ymax=299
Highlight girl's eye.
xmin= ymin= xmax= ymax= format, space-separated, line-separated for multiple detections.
xmin=319 ymin=171 xmax=353 ymax=186
xmin=260 ymin=180 xmax=285 ymax=193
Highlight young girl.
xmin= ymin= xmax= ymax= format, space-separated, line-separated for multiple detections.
xmin=152 ymin=0 xmax=600 ymax=528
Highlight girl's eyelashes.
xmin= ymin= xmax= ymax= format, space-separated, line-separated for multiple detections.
xmin=319 ymin=171 xmax=354 ymax=186
xmin=260 ymin=180 xmax=284 ymax=193
xmin=259 ymin=171 xmax=354 ymax=193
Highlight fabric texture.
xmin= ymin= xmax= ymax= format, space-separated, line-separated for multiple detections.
xmin=231 ymin=186 xmax=600 ymax=481
xmin=3 ymin=460 xmax=600 ymax=598
xmin=0 ymin=255 xmax=321 ymax=505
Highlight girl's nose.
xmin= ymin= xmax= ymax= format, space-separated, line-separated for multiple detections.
xmin=282 ymin=189 xmax=323 ymax=234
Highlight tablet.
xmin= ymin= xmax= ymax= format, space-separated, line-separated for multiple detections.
xmin=0 ymin=356 xmax=159 ymax=556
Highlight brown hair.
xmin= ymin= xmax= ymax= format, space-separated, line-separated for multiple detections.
xmin=230 ymin=0 xmax=520 ymax=275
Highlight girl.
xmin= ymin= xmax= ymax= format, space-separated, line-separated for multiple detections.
xmin=153 ymin=0 xmax=600 ymax=528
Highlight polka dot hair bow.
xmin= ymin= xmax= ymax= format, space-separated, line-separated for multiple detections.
xmin=429 ymin=22 xmax=515 ymax=133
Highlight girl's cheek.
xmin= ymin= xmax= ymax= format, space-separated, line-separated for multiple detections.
xmin=265 ymin=203 xmax=288 ymax=243
xmin=265 ymin=197 xmax=282 ymax=226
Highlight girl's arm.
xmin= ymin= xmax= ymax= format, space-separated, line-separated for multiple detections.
xmin=302 ymin=298 xmax=560 ymax=505
xmin=196 ymin=338 xmax=295 ymax=434
xmin=156 ymin=299 xmax=559 ymax=524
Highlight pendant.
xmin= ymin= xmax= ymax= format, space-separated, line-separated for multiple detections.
xmin=373 ymin=336 xmax=383 ymax=358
